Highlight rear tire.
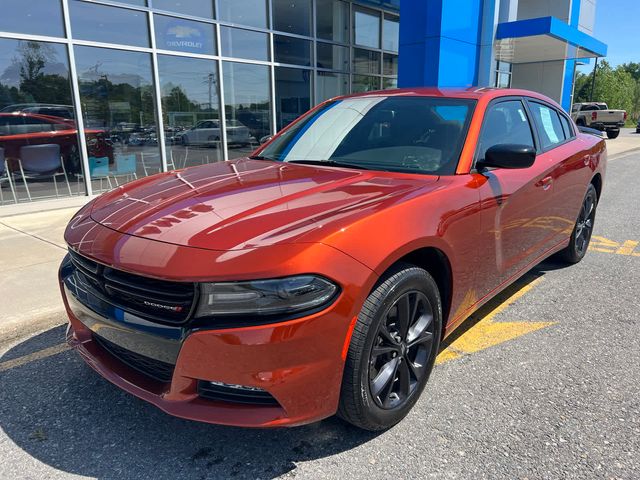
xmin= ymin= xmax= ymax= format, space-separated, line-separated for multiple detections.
xmin=557 ymin=184 xmax=598 ymax=264
xmin=338 ymin=264 xmax=442 ymax=431
xmin=606 ymin=130 xmax=620 ymax=139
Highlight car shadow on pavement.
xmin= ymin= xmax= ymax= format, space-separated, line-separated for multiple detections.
xmin=0 ymin=325 xmax=381 ymax=480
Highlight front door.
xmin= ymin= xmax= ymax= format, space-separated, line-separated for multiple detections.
xmin=474 ymin=99 xmax=558 ymax=298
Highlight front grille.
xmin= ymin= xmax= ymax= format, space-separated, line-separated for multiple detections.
xmin=197 ymin=381 xmax=280 ymax=406
xmin=93 ymin=334 xmax=175 ymax=383
xmin=69 ymin=249 xmax=196 ymax=324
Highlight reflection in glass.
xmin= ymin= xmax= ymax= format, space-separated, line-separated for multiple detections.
xmin=158 ymin=55 xmax=221 ymax=168
xmin=352 ymin=75 xmax=380 ymax=93
xmin=275 ymin=67 xmax=311 ymax=131
xmin=154 ymin=15 xmax=216 ymax=55
xmin=383 ymin=54 xmax=398 ymax=76
xmin=354 ymin=8 xmax=380 ymax=48
xmin=383 ymin=15 xmax=400 ymax=52
xmin=383 ymin=77 xmax=397 ymax=90
xmin=69 ymin=0 xmax=150 ymax=48
xmin=272 ymin=0 xmax=311 ymax=36
xmin=274 ymin=36 xmax=312 ymax=66
xmin=0 ymin=0 xmax=65 ymax=38
xmin=353 ymin=49 xmax=380 ymax=75
xmin=218 ymin=0 xmax=267 ymax=29
xmin=0 ymin=39 xmax=84 ymax=202
xmin=222 ymin=62 xmax=271 ymax=159
xmin=221 ymin=27 xmax=269 ymax=61
xmin=317 ymin=43 xmax=349 ymax=71
xmin=316 ymin=0 xmax=349 ymax=43
xmin=75 ymin=46 xmax=160 ymax=191
xmin=153 ymin=0 xmax=213 ymax=19
xmin=316 ymin=72 xmax=348 ymax=104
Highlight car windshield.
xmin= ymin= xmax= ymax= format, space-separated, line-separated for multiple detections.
xmin=257 ymin=96 xmax=476 ymax=175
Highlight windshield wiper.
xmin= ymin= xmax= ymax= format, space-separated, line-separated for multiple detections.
xmin=248 ymin=154 xmax=275 ymax=160
xmin=287 ymin=159 xmax=374 ymax=171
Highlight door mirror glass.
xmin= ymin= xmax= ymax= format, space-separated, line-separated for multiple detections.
xmin=477 ymin=144 xmax=536 ymax=170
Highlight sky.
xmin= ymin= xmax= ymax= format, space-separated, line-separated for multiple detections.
xmin=577 ymin=0 xmax=640 ymax=73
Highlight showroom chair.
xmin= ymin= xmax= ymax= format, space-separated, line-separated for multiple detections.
xmin=17 ymin=144 xmax=72 ymax=201
xmin=78 ymin=156 xmax=113 ymax=193
xmin=0 ymin=147 xmax=18 ymax=204
xmin=110 ymin=154 xmax=137 ymax=186
xmin=140 ymin=152 xmax=162 ymax=176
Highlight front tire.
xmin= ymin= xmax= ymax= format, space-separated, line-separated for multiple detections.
xmin=558 ymin=184 xmax=598 ymax=264
xmin=338 ymin=264 xmax=442 ymax=431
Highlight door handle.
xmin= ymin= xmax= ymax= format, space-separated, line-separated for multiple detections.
xmin=535 ymin=176 xmax=553 ymax=190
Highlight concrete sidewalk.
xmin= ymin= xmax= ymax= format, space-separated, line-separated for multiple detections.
xmin=0 ymin=208 xmax=77 ymax=345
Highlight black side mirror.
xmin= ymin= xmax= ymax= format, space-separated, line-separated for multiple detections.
xmin=477 ymin=144 xmax=536 ymax=170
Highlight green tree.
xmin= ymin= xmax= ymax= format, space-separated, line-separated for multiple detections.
xmin=574 ymin=61 xmax=636 ymax=117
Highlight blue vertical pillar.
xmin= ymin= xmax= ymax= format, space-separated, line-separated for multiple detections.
xmin=561 ymin=0 xmax=582 ymax=110
xmin=398 ymin=0 xmax=486 ymax=88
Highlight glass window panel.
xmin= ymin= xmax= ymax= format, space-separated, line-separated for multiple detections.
xmin=317 ymin=43 xmax=349 ymax=71
xmin=497 ymin=72 xmax=511 ymax=88
xmin=69 ymin=1 xmax=149 ymax=48
xmin=154 ymin=15 xmax=216 ymax=55
xmin=478 ymin=100 xmax=534 ymax=161
xmin=222 ymin=62 xmax=271 ymax=159
xmin=352 ymin=75 xmax=380 ymax=93
xmin=0 ymin=39 xmax=84 ymax=202
xmin=383 ymin=77 xmax=397 ymax=89
xmin=528 ymin=102 xmax=567 ymax=149
xmin=153 ymin=0 xmax=213 ymax=19
xmin=158 ymin=55 xmax=221 ymax=167
xmin=316 ymin=72 xmax=348 ymax=104
xmin=115 ymin=0 xmax=147 ymax=5
xmin=353 ymin=49 xmax=380 ymax=75
xmin=221 ymin=27 xmax=269 ymax=61
xmin=218 ymin=0 xmax=267 ymax=29
xmin=383 ymin=54 xmax=398 ymax=76
xmin=275 ymin=67 xmax=311 ymax=131
xmin=0 ymin=0 xmax=65 ymax=38
xmin=316 ymin=0 xmax=349 ymax=43
xmin=272 ymin=0 xmax=311 ymax=36
xmin=274 ymin=36 xmax=312 ymax=66
xmin=382 ymin=15 xmax=399 ymax=52
xmin=75 ymin=46 xmax=160 ymax=190
xmin=354 ymin=8 xmax=380 ymax=48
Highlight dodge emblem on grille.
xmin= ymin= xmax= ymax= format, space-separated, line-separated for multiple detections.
xmin=143 ymin=300 xmax=183 ymax=312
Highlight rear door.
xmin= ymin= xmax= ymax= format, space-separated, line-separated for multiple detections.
xmin=527 ymin=100 xmax=593 ymax=237
xmin=475 ymin=98 xmax=559 ymax=297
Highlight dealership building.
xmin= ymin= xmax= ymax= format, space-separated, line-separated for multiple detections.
xmin=0 ymin=0 xmax=606 ymax=205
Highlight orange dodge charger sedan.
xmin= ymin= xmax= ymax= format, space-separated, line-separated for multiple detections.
xmin=60 ymin=88 xmax=605 ymax=430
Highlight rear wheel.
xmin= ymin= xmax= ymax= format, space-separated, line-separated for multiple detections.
xmin=606 ymin=129 xmax=620 ymax=139
xmin=338 ymin=264 xmax=442 ymax=431
xmin=558 ymin=184 xmax=598 ymax=264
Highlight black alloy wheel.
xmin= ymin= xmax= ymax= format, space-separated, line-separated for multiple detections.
xmin=558 ymin=183 xmax=598 ymax=264
xmin=369 ymin=291 xmax=434 ymax=409
xmin=338 ymin=264 xmax=442 ymax=431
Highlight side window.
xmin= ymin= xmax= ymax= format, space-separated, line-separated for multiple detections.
xmin=559 ymin=113 xmax=575 ymax=139
xmin=528 ymin=102 xmax=566 ymax=150
xmin=478 ymin=100 xmax=535 ymax=161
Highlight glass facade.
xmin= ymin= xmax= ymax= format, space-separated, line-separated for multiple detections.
xmin=0 ymin=0 xmax=399 ymax=205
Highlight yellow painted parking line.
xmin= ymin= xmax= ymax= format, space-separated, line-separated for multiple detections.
xmin=436 ymin=276 xmax=555 ymax=365
xmin=0 ymin=343 xmax=70 ymax=373
xmin=590 ymin=236 xmax=640 ymax=256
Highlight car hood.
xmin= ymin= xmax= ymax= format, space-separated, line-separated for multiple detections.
xmin=89 ymin=158 xmax=439 ymax=251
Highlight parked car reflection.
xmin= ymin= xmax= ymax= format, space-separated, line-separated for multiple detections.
xmin=0 ymin=112 xmax=112 ymax=174
xmin=180 ymin=119 xmax=253 ymax=146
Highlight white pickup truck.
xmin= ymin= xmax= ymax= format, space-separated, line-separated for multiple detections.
xmin=571 ymin=102 xmax=627 ymax=139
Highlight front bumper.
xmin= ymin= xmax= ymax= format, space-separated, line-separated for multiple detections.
xmin=60 ymin=219 xmax=374 ymax=427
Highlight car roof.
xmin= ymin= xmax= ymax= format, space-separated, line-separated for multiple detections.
xmin=335 ymin=87 xmax=560 ymax=107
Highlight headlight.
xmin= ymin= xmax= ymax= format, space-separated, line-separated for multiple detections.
xmin=194 ymin=275 xmax=339 ymax=317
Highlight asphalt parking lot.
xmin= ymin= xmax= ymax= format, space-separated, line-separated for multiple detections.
xmin=1 ymin=145 xmax=639 ymax=479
